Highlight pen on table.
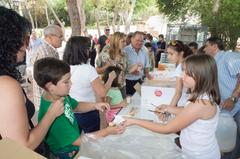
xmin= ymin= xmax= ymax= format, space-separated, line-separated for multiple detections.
xmin=148 ymin=109 xmax=171 ymax=116
xmin=150 ymin=103 xmax=158 ymax=107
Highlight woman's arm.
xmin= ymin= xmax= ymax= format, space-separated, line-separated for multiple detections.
xmin=0 ymin=76 xmax=64 ymax=149
xmin=96 ymin=61 xmax=113 ymax=74
xmin=169 ymin=77 xmax=183 ymax=107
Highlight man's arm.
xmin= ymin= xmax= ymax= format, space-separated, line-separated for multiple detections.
xmin=222 ymin=73 xmax=240 ymax=110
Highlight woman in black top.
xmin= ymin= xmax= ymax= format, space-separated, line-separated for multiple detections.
xmin=0 ymin=6 xmax=64 ymax=150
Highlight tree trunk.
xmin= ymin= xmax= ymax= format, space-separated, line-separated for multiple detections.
xmin=47 ymin=0 xmax=64 ymax=28
xmin=33 ymin=0 xmax=38 ymax=29
xmin=212 ymin=0 xmax=220 ymax=14
xmin=124 ymin=0 xmax=136 ymax=33
xmin=111 ymin=8 xmax=118 ymax=33
xmin=76 ymin=0 xmax=86 ymax=36
xmin=45 ymin=5 xmax=50 ymax=25
xmin=117 ymin=15 xmax=121 ymax=31
xmin=94 ymin=7 xmax=101 ymax=37
xmin=106 ymin=10 xmax=109 ymax=26
xmin=22 ymin=0 xmax=35 ymax=29
xmin=66 ymin=0 xmax=81 ymax=36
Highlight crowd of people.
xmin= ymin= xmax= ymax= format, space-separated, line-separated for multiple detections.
xmin=0 ymin=6 xmax=240 ymax=159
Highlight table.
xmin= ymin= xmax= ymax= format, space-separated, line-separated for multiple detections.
xmin=80 ymin=92 xmax=189 ymax=159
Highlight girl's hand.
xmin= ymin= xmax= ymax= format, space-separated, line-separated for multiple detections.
xmin=124 ymin=117 xmax=137 ymax=126
xmin=107 ymin=123 xmax=125 ymax=135
xmin=95 ymin=102 xmax=110 ymax=112
xmin=155 ymin=104 xmax=170 ymax=121
xmin=121 ymin=100 xmax=128 ymax=107
xmin=48 ymin=97 xmax=64 ymax=118
xmin=155 ymin=104 xmax=169 ymax=113
xmin=108 ymin=70 xmax=117 ymax=81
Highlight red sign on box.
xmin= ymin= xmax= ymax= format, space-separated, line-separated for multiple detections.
xmin=154 ymin=89 xmax=162 ymax=97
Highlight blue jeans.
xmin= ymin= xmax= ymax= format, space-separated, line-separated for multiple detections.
xmin=75 ymin=110 xmax=100 ymax=133
xmin=54 ymin=149 xmax=78 ymax=159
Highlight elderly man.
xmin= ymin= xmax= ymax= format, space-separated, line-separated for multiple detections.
xmin=204 ymin=37 xmax=240 ymax=159
xmin=31 ymin=24 xmax=64 ymax=109
xmin=124 ymin=31 xmax=152 ymax=96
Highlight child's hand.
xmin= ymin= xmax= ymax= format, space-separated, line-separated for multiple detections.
xmin=121 ymin=100 xmax=128 ymax=107
xmin=95 ymin=102 xmax=110 ymax=112
xmin=48 ymin=97 xmax=64 ymax=118
xmin=106 ymin=123 xmax=125 ymax=135
xmin=155 ymin=104 xmax=170 ymax=112
xmin=155 ymin=105 xmax=171 ymax=121
xmin=123 ymin=117 xmax=137 ymax=126
xmin=108 ymin=70 xmax=116 ymax=81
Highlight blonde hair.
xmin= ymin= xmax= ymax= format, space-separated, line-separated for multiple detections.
xmin=109 ymin=32 xmax=126 ymax=60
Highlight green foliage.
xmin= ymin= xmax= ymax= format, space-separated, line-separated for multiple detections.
xmin=51 ymin=0 xmax=70 ymax=26
xmin=135 ymin=0 xmax=159 ymax=20
xmin=156 ymin=0 xmax=240 ymax=50
xmin=156 ymin=0 xmax=191 ymax=20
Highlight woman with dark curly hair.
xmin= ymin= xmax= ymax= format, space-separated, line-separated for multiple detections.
xmin=0 ymin=6 xmax=64 ymax=151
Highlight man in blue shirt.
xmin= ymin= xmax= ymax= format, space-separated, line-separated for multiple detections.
xmin=124 ymin=31 xmax=152 ymax=96
xmin=204 ymin=37 xmax=240 ymax=159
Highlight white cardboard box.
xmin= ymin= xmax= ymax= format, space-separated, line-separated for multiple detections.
xmin=141 ymin=83 xmax=175 ymax=107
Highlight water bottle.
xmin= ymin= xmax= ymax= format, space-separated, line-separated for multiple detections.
xmin=215 ymin=111 xmax=237 ymax=152
xmin=158 ymin=53 xmax=167 ymax=71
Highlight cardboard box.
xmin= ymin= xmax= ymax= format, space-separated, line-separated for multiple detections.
xmin=141 ymin=83 xmax=175 ymax=107
xmin=0 ymin=138 xmax=46 ymax=159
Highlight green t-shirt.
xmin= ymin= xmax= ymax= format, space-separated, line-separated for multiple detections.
xmin=107 ymin=88 xmax=123 ymax=105
xmin=38 ymin=95 xmax=81 ymax=153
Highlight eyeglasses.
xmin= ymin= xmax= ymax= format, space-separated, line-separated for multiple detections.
xmin=105 ymin=29 xmax=110 ymax=31
xmin=52 ymin=34 xmax=63 ymax=39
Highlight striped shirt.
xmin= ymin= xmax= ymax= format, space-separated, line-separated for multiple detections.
xmin=124 ymin=44 xmax=150 ymax=80
xmin=30 ymin=40 xmax=59 ymax=109
xmin=215 ymin=51 xmax=240 ymax=115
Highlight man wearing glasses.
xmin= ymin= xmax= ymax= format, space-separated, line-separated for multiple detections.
xmin=30 ymin=24 xmax=64 ymax=110
xmin=98 ymin=26 xmax=110 ymax=53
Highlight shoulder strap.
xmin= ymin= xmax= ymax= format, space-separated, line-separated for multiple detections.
xmin=22 ymin=89 xmax=35 ymax=129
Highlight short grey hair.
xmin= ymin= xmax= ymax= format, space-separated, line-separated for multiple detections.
xmin=43 ymin=24 xmax=62 ymax=37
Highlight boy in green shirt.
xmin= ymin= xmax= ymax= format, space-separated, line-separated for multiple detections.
xmin=34 ymin=57 xmax=125 ymax=159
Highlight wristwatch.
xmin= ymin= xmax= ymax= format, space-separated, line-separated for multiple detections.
xmin=230 ymin=96 xmax=238 ymax=103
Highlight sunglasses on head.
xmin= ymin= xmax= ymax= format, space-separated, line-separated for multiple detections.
xmin=169 ymin=40 xmax=177 ymax=46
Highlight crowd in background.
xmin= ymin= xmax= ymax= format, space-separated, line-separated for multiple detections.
xmin=1 ymin=6 xmax=240 ymax=159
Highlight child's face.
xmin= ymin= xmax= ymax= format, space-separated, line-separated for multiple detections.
xmin=182 ymin=65 xmax=195 ymax=90
xmin=167 ymin=47 xmax=181 ymax=64
xmin=51 ymin=73 xmax=72 ymax=97
xmin=147 ymin=47 xmax=152 ymax=52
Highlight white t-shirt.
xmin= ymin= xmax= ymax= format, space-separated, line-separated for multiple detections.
xmin=69 ymin=64 xmax=99 ymax=102
xmin=174 ymin=63 xmax=182 ymax=77
xmin=180 ymin=94 xmax=220 ymax=159
xmin=174 ymin=64 xmax=189 ymax=106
